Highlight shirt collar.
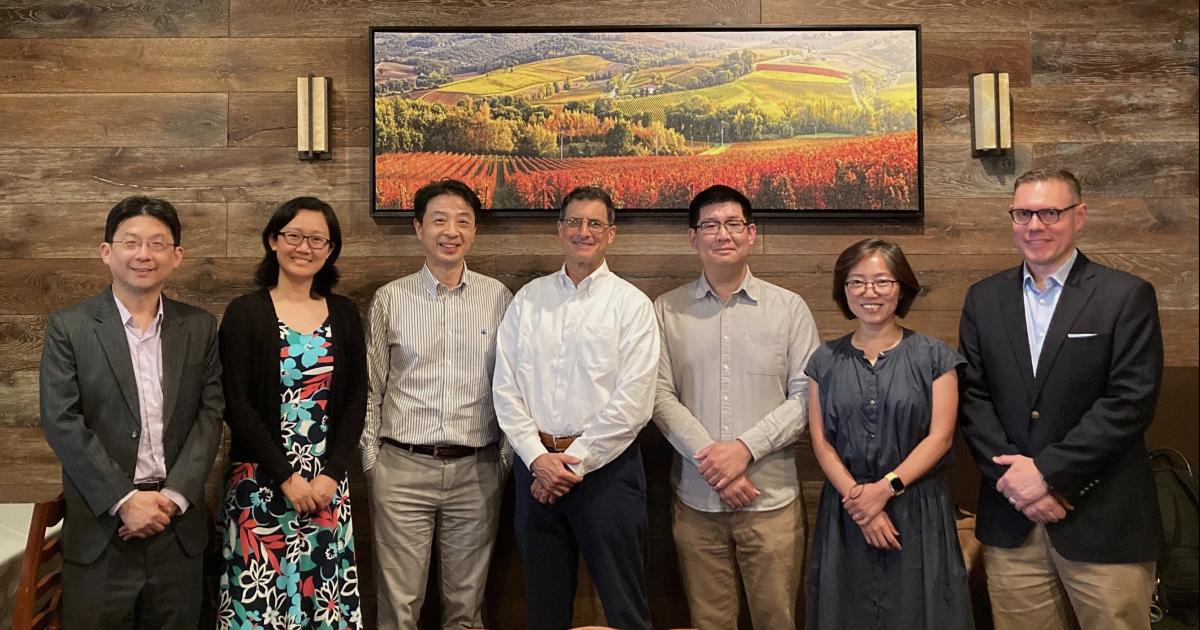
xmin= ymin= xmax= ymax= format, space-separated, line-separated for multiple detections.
xmin=557 ymin=259 xmax=611 ymax=294
xmin=693 ymin=267 xmax=758 ymax=303
xmin=1023 ymin=248 xmax=1078 ymax=291
xmin=419 ymin=263 xmax=470 ymax=297
xmin=113 ymin=292 xmax=164 ymax=334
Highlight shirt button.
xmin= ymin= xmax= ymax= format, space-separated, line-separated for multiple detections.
xmin=722 ymin=364 xmax=728 ymax=370
xmin=1038 ymin=299 xmax=1046 ymax=304
xmin=868 ymin=399 xmax=876 ymax=406
xmin=130 ymin=430 xmax=140 ymax=439
xmin=1030 ymin=410 xmax=1040 ymax=420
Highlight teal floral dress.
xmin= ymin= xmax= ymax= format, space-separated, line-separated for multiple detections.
xmin=217 ymin=321 xmax=361 ymax=629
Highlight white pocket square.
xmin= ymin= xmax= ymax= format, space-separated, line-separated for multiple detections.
xmin=1067 ymin=333 xmax=1098 ymax=338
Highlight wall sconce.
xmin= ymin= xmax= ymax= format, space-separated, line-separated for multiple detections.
xmin=969 ymin=71 xmax=1011 ymax=156
xmin=297 ymin=75 xmax=331 ymax=160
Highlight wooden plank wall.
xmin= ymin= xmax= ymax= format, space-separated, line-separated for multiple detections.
xmin=1 ymin=1 xmax=1197 ymax=628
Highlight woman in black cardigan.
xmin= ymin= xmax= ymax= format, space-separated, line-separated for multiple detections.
xmin=215 ymin=196 xmax=366 ymax=629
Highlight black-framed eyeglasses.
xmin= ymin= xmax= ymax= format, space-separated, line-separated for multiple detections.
xmin=844 ymin=279 xmax=899 ymax=294
xmin=692 ymin=219 xmax=751 ymax=235
xmin=1009 ymin=203 xmax=1079 ymax=225
xmin=558 ymin=217 xmax=611 ymax=232
xmin=276 ymin=231 xmax=331 ymax=250
xmin=109 ymin=239 xmax=177 ymax=254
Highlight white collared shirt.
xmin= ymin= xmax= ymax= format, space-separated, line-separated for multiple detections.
xmin=493 ymin=261 xmax=659 ymax=476
xmin=1023 ymin=248 xmax=1078 ymax=375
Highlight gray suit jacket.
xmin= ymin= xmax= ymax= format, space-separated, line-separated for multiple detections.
xmin=40 ymin=288 xmax=224 ymax=563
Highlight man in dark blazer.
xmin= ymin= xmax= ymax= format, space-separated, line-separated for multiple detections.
xmin=40 ymin=196 xmax=223 ymax=629
xmin=958 ymin=168 xmax=1163 ymax=630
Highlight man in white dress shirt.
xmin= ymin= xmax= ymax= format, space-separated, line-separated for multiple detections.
xmin=493 ymin=186 xmax=659 ymax=630
xmin=653 ymin=185 xmax=820 ymax=629
xmin=360 ymin=180 xmax=513 ymax=630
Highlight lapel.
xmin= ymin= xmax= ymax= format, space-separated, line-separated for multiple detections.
xmin=998 ymin=265 xmax=1035 ymax=401
xmin=1032 ymin=254 xmax=1095 ymax=397
xmin=160 ymin=295 xmax=187 ymax=434
xmin=92 ymin=289 xmax=141 ymax=423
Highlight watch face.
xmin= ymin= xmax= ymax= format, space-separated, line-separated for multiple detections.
xmin=889 ymin=477 xmax=905 ymax=494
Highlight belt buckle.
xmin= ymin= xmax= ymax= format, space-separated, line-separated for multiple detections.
xmin=552 ymin=436 xmax=568 ymax=452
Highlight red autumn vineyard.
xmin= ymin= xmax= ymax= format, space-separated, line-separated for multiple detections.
xmin=375 ymin=131 xmax=917 ymax=211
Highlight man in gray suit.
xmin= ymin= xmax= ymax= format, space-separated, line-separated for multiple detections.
xmin=40 ymin=196 xmax=223 ymax=629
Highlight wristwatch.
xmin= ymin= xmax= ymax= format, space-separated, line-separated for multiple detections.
xmin=884 ymin=471 xmax=906 ymax=496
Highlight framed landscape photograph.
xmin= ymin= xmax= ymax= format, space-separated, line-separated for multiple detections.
xmin=371 ymin=26 xmax=922 ymax=218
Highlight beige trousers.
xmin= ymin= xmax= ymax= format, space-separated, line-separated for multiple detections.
xmin=671 ymin=497 xmax=804 ymax=630
xmin=985 ymin=524 xmax=1155 ymax=630
xmin=369 ymin=442 xmax=504 ymax=630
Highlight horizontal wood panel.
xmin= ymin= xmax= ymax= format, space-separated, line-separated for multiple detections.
xmin=924 ymin=85 xmax=1200 ymax=145
xmin=230 ymin=91 xmax=370 ymax=148
xmin=0 ymin=147 xmax=369 ymax=203
xmin=0 ymin=0 xmax=227 ymax=38
xmin=0 ymin=38 xmax=370 ymax=93
xmin=1032 ymin=31 xmax=1200 ymax=85
xmin=923 ymin=142 xmax=1199 ymax=198
xmin=922 ymin=33 xmax=1032 ymax=89
xmin=229 ymin=0 xmax=759 ymax=38
xmin=0 ymin=203 xmax=227 ymax=258
xmin=4 ymin=143 xmax=1193 ymax=205
xmin=0 ymin=94 xmax=228 ymax=148
xmin=762 ymin=0 xmax=1197 ymax=32
xmin=761 ymin=196 xmax=1200 ymax=255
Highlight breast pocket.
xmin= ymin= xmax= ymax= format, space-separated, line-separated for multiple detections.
xmin=579 ymin=327 xmax=618 ymax=373
xmin=743 ymin=331 xmax=785 ymax=376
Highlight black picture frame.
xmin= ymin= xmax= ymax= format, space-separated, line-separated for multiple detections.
xmin=370 ymin=25 xmax=923 ymax=219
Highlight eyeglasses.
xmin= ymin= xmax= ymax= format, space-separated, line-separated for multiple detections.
xmin=1009 ymin=203 xmax=1079 ymax=225
xmin=276 ymin=231 xmax=331 ymax=250
xmin=692 ymin=219 xmax=750 ymax=235
xmin=110 ymin=239 xmax=177 ymax=254
xmin=844 ymin=279 xmax=899 ymax=294
xmin=559 ymin=217 xmax=611 ymax=233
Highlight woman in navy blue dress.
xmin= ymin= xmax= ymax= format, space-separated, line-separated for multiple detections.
xmin=805 ymin=239 xmax=973 ymax=630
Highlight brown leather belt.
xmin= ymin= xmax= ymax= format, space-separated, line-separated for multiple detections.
xmin=382 ymin=437 xmax=481 ymax=459
xmin=539 ymin=431 xmax=580 ymax=453
xmin=133 ymin=479 xmax=164 ymax=491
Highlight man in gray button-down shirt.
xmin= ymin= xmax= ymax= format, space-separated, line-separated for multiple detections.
xmin=653 ymin=185 xmax=820 ymax=630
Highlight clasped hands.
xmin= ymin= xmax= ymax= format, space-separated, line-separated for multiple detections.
xmin=117 ymin=490 xmax=179 ymax=540
xmin=529 ymin=453 xmax=584 ymax=504
xmin=281 ymin=472 xmax=339 ymax=514
xmin=993 ymin=454 xmax=1074 ymax=524
xmin=695 ymin=440 xmax=760 ymax=509
xmin=843 ymin=480 xmax=901 ymax=550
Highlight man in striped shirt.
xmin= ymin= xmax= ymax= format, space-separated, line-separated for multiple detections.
xmin=360 ymin=179 xmax=513 ymax=630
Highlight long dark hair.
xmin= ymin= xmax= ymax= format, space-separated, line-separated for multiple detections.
xmin=253 ymin=196 xmax=342 ymax=297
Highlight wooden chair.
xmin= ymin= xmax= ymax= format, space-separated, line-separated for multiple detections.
xmin=11 ymin=493 xmax=65 ymax=630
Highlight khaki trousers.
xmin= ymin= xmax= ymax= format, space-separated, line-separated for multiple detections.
xmin=369 ymin=443 xmax=504 ymax=630
xmin=985 ymin=524 xmax=1155 ymax=630
xmin=672 ymin=497 xmax=804 ymax=630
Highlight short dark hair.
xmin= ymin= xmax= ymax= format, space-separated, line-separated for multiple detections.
xmin=688 ymin=185 xmax=753 ymax=227
xmin=413 ymin=179 xmax=482 ymax=222
xmin=1014 ymin=168 xmax=1082 ymax=202
xmin=253 ymin=196 xmax=342 ymax=297
xmin=104 ymin=196 xmax=182 ymax=245
xmin=560 ymin=186 xmax=615 ymax=224
xmin=832 ymin=238 xmax=921 ymax=320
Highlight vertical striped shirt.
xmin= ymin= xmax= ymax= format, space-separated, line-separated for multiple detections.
xmin=359 ymin=264 xmax=513 ymax=472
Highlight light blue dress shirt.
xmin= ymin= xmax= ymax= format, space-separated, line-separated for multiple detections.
xmin=1022 ymin=248 xmax=1079 ymax=375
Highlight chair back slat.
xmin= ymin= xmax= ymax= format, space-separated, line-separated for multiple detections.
xmin=12 ymin=493 xmax=66 ymax=630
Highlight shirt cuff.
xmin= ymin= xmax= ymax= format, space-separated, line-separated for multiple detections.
xmin=161 ymin=487 xmax=190 ymax=514
xmin=109 ymin=490 xmax=137 ymax=516
xmin=513 ymin=434 xmax=550 ymax=471
xmin=563 ymin=442 xmax=591 ymax=477
xmin=737 ymin=427 xmax=771 ymax=461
